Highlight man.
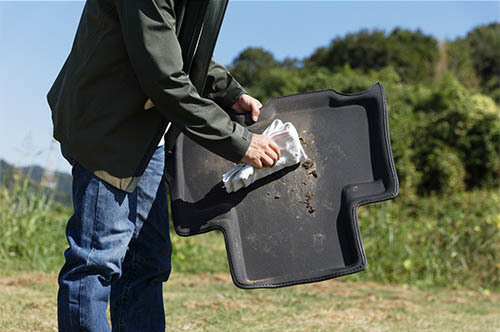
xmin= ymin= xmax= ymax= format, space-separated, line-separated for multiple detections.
xmin=47 ymin=0 xmax=280 ymax=331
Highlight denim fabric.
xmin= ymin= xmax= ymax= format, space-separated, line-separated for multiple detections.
xmin=57 ymin=145 xmax=172 ymax=332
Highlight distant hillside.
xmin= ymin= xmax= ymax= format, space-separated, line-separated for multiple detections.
xmin=0 ymin=159 xmax=72 ymax=207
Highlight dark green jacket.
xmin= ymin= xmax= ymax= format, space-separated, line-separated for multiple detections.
xmin=47 ymin=0 xmax=252 ymax=192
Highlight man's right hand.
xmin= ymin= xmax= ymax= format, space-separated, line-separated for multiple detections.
xmin=240 ymin=134 xmax=281 ymax=169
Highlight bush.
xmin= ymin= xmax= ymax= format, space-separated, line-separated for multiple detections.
xmin=0 ymin=185 xmax=69 ymax=272
xmin=445 ymin=38 xmax=481 ymax=91
xmin=464 ymin=94 xmax=500 ymax=188
xmin=305 ymin=27 xmax=439 ymax=84
xmin=230 ymin=47 xmax=279 ymax=88
xmin=1 ymin=183 xmax=498 ymax=291
xmin=351 ymin=190 xmax=500 ymax=290
xmin=412 ymin=75 xmax=500 ymax=193
xmin=240 ymin=64 xmax=499 ymax=196
xmin=416 ymin=143 xmax=466 ymax=195
xmin=466 ymin=23 xmax=500 ymax=103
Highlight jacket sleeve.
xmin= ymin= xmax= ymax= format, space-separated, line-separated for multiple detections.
xmin=115 ymin=0 xmax=252 ymax=163
xmin=204 ymin=58 xmax=247 ymax=109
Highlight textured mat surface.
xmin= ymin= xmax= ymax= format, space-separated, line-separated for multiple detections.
xmin=166 ymin=83 xmax=399 ymax=288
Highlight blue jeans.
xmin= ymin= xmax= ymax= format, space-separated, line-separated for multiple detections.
xmin=58 ymin=146 xmax=172 ymax=332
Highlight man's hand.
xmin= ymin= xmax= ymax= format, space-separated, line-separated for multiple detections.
xmin=241 ymin=134 xmax=281 ymax=168
xmin=231 ymin=94 xmax=263 ymax=122
xmin=233 ymin=94 xmax=279 ymax=168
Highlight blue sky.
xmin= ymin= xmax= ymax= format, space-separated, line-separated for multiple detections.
xmin=0 ymin=1 xmax=498 ymax=174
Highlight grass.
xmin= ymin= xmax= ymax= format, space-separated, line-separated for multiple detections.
xmin=0 ymin=184 xmax=499 ymax=291
xmin=0 ymin=186 xmax=68 ymax=272
xmin=0 ymin=270 xmax=499 ymax=332
xmin=349 ymin=190 xmax=500 ymax=291
xmin=0 ymin=182 xmax=499 ymax=331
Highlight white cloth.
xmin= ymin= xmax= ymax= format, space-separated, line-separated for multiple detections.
xmin=222 ymin=119 xmax=308 ymax=193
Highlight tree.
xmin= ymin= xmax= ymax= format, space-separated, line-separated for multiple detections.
xmin=305 ymin=28 xmax=439 ymax=83
xmin=229 ymin=48 xmax=278 ymax=88
xmin=307 ymin=29 xmax=390 ymax=72
xmin=466 ymin=23 xmax=500 ymax=103
xmin=386 ymin=28 xmax=439 ymax=83
xmin=445 ymin=38 xmax=481 ymax=91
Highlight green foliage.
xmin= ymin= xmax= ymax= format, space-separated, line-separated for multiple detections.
xmin=307 ymin=29 xmax=390 ymax=71
xmin=465 ymin=95 xmax=500 ymax=187
xmin=415 ymin=143 xmax=466 ymax=195
xmin=249 ymin=67 xmax=303 ymax=100
xmin=170 ymin=231 xmax=229 ymax=274
xmin=248 ymin=65 xmax=377 ymax=102
xmin=445 ymin=39 xmax=481 ymax=91
xmin=229 ymin=26 xmax=500 ymax=196
xmin=0 ymin=185 xmax=69 ymax=271
xmin=305 ymin=28 xmax=439 ymax=83
xmin=232 ymin=50 xmax=499 ymax=196
xmin=467 ymin=23 xmax=500 ymax=96
xmin=387 ymin=28 xmax=440 ymax=83
xmin=300 ymin=24 xmax=499 ymax=101
xmin=351 ymin=190 xmax=500 ymax=291
xmin=447 ymin=23 xmax=500 ymax=103
xmin=0 ymin=160 xmax=72 ymax=207
xmin=1 ymin=184 xmax=498 ymax=290
xmin=411 ymin=75 xmax=500 ymax=192
xmin=230 ymin=48 xmax=279 ymax=88
xmin=2 ymin=24 xmax=499 ymax=293
xmin=144 ymin=189 xmax=500 ymax=291
xmin=170 ymin=189 xmax=500 ymax=291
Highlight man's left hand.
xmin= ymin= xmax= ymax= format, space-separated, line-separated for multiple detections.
xmin=231 ymin=94 xmax=263 ymax=122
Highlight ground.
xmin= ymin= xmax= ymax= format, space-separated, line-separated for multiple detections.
xmin=0 ymin=271 xmax=498 ymax=332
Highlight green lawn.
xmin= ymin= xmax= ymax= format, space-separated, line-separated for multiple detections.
xmin=1 ymin=271 xmax=498 ymax=332
xmin=1 ymin=185 xmax=498 ymax=331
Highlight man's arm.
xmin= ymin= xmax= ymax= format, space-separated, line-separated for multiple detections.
xmin=115 ymin=0 xmax=252 ymax=163
xmin=205 ymin=59 xmax=262 ymax=122
xmin=115 ymin=0 xmax=278 ymax=167
xmin=204 ymin=59 xmax=247 ymax=110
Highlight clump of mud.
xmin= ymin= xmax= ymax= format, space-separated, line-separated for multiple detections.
xmin=305 ymin=191 xmax=315 ymax=214
xmin=299 ymin=137 xmax=319 ymax=154
xmin=302 ymin=158 xmax=318 ymax=178
xmin=298 ymin=136 xmax=321 ymax=215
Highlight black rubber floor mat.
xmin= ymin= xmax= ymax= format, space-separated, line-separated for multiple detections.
xmin=166 ymin=82 xmax=399 ymax=288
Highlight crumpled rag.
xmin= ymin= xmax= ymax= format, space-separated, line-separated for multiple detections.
xmin=222 ymin=119 xmax=308 ymax=193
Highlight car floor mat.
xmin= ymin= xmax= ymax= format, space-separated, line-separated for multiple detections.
xmin=165 ymin=82 xmax=399 ymax=289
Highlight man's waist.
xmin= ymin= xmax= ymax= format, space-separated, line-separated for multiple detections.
xmin=55 ymin=115 xmax=169 ymax=193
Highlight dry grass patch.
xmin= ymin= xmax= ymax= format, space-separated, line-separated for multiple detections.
xmin=0 ymin=271 xmax=498 ymax=332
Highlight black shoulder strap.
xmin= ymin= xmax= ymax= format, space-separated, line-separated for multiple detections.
xmin=189 ymin=0 xmax=229 ymax=92
xmin=164 ymin=0 xmax=229 ymax=153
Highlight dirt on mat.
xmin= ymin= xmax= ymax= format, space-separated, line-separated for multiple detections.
xmin=298 ymin=135 xmax=320 ymax=214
